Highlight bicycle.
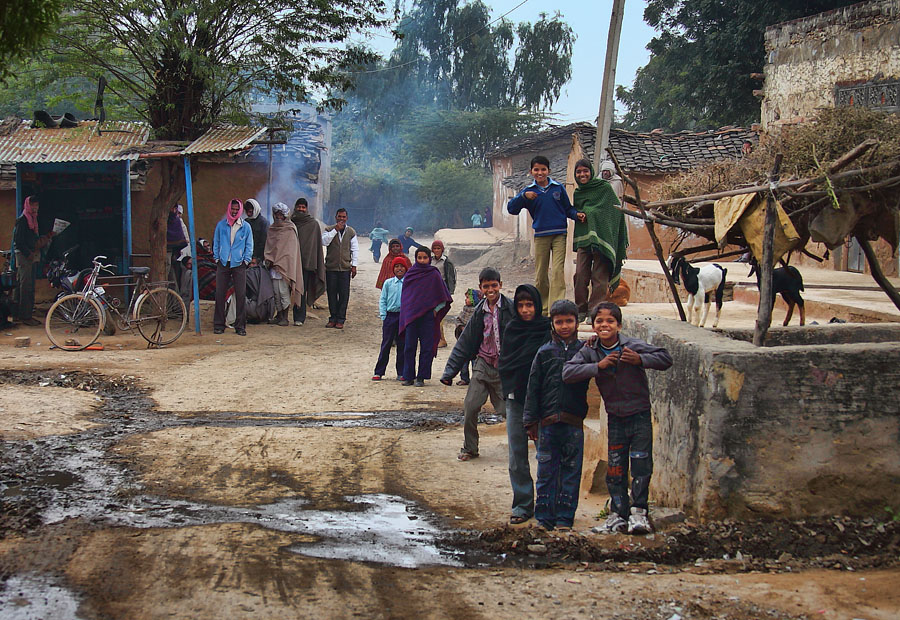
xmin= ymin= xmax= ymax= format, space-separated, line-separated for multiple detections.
xmin=44 ymin=255 xmax=187 ymax=351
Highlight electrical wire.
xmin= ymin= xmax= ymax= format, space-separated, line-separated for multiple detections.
xmin=353 ymin=0 xmax=531 ymax=74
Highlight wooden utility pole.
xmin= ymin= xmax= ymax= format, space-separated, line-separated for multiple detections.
xmin=753 ymin=154 xmax=783 ymax=346
xmin=593 ymin=0 xmax=626 ymax=171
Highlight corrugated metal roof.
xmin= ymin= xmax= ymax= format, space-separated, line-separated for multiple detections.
xmin=182 ymin=124 xmax=267 ymax=155
xmin=0 ymin=120 xmax=150 ymax=163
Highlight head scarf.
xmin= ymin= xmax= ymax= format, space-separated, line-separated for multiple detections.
xmin=245 ymin=198 xmax=261 ymax=219
xmin=431 ymin=240 xmax=444 ymax=252
xmin=464 ymin=288 xmax=482 ymax=306
xmin=176 ymin=204 xmax=184 ymax=216
xmin=225 ymin=200 xmax=243 ymax=227
xmin=499 ymin=284 xmax=551 ymax=401
xmin=376 ymin=239 xmax=411 ymax=289
xmin=23 ymin=196 xmax=39 ymax=233
xmin=272 ymin=202 xmax=291 ymax=217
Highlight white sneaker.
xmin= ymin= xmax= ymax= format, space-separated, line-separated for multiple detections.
xmin=592 ymin=513 xmax=627 ymax=534
xmin=294 ymin=321 xmax=304 ymax=326
xmin=627 ymin=507 xmax=653 ymax=535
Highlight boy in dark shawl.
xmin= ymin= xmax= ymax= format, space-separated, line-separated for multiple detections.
xmin=572 ymin=158 xmax=628 ymax=321
xmin=290 ymin=197 xmax=326 ymax=326
xmin=399 ymin=248 xmax=452 ymax=387
xmin=498 ymin=284 xmax=551 ymax=524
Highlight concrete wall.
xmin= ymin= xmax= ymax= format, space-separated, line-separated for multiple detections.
xmin=762 ymin=0 xmax=900 ymax=130
xmin=617 ymin=316 xmax=900 ymax=520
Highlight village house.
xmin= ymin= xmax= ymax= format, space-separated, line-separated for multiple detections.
xmin=761 ymin=0 xmax=900 ymax=275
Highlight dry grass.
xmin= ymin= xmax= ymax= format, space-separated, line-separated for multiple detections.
xmin=655 ymin=107 xmax=900 ymax=210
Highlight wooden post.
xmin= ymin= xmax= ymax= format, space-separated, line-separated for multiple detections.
xmin=857 ymin=235 xmax=900 ymax=312
xmin=593 ymin=0 xmax=626 ymax=172
xmin=607 ymin=148 xmax=687 ymax=321
xmin=753 ymin=154 xmax=783 ymax=346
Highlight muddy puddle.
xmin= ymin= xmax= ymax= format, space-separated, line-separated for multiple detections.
xmin=0 ymin=370 xmax=485 ymax=571
xmin=0 ymin=573 xmax=83 ymax=620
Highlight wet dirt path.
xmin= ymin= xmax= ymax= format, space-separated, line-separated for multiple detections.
xmin=0 ymin=257 xmax=898 ymax=619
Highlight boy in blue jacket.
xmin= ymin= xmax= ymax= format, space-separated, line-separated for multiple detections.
xmin=523 ymin=299 xmax=590 ymax=531
xmin=213 ymin=199 xmax=254 ymax=336
xmin=507 ymin=155 xmax=580 ymax=314
xmin=562 ymin=302 xmax=672 ymax=535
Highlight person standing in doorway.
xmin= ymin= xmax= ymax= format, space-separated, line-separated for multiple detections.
xmin=507 ymin=155 xmax=578 ymax=314
xmin=166 ymin=203 xmax=188 ymax=285
xmin=322 ymin=208 xmax=358 ymax=329
xmin=13 ymin=195 xmax=54 ymax=325
xmin=213 ymin=199 xmax=254 ymax=336
xmin=291 ymin=197 xmax=326 ymax=326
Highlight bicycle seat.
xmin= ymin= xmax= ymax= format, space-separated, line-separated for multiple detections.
xmin=129 ymin=267 xmax=151 ymax=275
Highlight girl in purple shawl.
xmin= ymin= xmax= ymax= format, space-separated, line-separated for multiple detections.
xmin=399 ymin=247 xmax=453 ymax=387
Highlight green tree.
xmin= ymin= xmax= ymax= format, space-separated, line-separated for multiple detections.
xmin=42 ymin=0 xmax=389 ymax=279
xmin=0 ymin=0 xmax=62 ymax=81
xmin=617 ymin=0 xmax=860 ymax=131
xmin=417 ymin=160 xmax=492 ymax=228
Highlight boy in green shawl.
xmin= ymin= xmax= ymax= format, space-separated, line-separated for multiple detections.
xmin=572 ymin=159 xmax=628 ymax=321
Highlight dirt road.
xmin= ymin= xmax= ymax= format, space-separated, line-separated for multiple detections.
xmin=0 ymin=249 xmax=897 ymax=619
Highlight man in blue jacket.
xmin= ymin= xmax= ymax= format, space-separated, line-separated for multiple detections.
xmin=507 ymin=155 xmax=579 ymax=315
xmin=213 ymin=199 xmax=254 ymax=336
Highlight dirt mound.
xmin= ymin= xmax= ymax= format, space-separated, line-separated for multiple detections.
xmin=451 ymin=516 xmax=900 ymax=572
xmin=463 ymin=240 xmax=533 ymax=271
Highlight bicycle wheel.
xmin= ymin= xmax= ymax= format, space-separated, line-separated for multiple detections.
xmin=45 ymin=294 xmax=103 ymax=351
xmin=134 ymin=287 xmax=187 ymax=346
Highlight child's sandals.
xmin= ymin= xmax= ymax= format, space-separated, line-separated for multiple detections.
xmin=457 ymin=450 xmax=478 ymax=461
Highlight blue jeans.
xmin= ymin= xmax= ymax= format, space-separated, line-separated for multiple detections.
xmin=505 ymin=398 xmax=534 ymax=518
xmin=606 ymin=411 xmax=653 ymax=519
xmin=403 ymin=310 xmax=436 ymax=381
xmin=535 ymin=422 xmax=584 ymax=529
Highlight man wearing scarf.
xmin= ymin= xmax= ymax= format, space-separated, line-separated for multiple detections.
xmin=243 ymin=198 xmax=269 ymax=263
xmin=572 ymin=159 xmax=628 ymax=321
xmin=13 ymin=196 xmax=53 ymax=325
xmin=264 ymin=202 xmax=304 ymax=326
xmin=290 ymin=198 xmax=326 ymax=326
xmin=499 ymin=284 xmax=551 ymax=524
xmin=213 ymin=199 xmax=254 ymax=335
xmin=599 ymin=160 xmax=625 ymax=203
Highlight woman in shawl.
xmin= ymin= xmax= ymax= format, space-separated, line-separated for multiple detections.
xmin=375 ymin=238 xmax=411 ymax=289
xmin=399 ymin=247 xmax=452 ymax=387
xmin=498 ymin=284 xmax=551 ymax=524
xmin=264 ymin=202 xmax=304 ymax=326
xmin=572 ymin=158 xmax=628 ymax=322
xmin=12 ymin=195 xmax=54 ymax=325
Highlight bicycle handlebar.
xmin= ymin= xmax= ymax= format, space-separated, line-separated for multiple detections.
xmin=91 ymin=256 xmax=116 ymax=273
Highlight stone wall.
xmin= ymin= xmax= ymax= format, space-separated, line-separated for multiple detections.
xmin=762 ymin=0 xmax=900 ymax=130
xmin=621 ymin=316 xmax=900 ymax=520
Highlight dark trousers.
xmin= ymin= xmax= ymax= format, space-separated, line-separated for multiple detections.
xmin=403 ymin=310 xmax=435 ymax=381
xmin=535 ymin=422 xmax=584 ymax=529
xmin=214 ymin=262 xmax=247 ymax=331
xmin=606 ymin=411 xmax=653 ymax=519
xmin=574 ymin=249 xmax=611 ymax=316
xmin=325 ymin=269 xmax=351 ymax=324
xmin=371 ymin=240 xmax=382 ymax=262
xmin=374 ymin=311 xmax=405 ymax=377
xmin=292 ymin=269 xmax=316 ymax=324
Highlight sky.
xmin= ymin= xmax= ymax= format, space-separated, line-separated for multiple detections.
xmin=362 ymin=0 xmax=656 ymax=123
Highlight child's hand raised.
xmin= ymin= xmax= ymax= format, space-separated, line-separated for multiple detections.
xmin=597 ymin=352 xmax=619 ymax=369
xmin=524 ymin=191 xmax=538 ymax=200
xmin=619 ymin=347 xmax=642 ymax=366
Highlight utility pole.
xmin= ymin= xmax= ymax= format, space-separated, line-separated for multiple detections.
xmin=593 ymin=0 xmax=626 ymax=171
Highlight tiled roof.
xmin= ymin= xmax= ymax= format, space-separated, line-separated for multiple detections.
xmin=182 ymin=124 xmax=267 ymax=155
xmin=495 ymin=122 xmax=758 ymax=189
xmin=0 ymin=119 xmax=150 ymax=163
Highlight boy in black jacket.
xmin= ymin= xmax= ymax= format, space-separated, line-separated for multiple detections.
xmin=441 ymin=268 xmax=515 ymax=460
xmin=562 ymin=302 xmax=672 ymax=535
xmin=523 ymin=300 xmax=590 ymax=531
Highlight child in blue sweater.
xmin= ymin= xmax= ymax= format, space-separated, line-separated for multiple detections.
xmin=373 ymin=257 xmax=409 ymax=381
xmin=507 ymin=155 xmax=580 ymax=315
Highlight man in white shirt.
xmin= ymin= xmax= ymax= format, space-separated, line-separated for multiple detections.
xmin=321 ymin=208 xmax=358 ymax=329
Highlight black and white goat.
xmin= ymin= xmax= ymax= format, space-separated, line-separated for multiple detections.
xmin=669 ymin=256 xmax=727 ymax=328
xmin=748 ymin=259 xmax=806 ymax=326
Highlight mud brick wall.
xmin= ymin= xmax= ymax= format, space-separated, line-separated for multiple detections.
xmin=624 ymin=315 xmax=900 ymax=520
xmin=762 ymin=0 xmax=900 ymax=130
